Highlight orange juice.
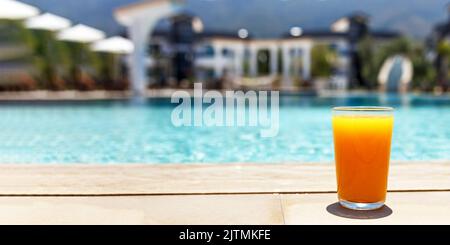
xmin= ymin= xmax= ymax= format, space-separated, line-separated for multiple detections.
xmin=332 ymin=107 xmax=394 ymax=209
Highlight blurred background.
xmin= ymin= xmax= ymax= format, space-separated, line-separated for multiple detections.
xmin=0 ymin=0 xmax=448 ymax=95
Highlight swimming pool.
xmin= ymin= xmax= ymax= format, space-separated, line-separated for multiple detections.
xmin=0 ymin=93 xmax=448 ymax=164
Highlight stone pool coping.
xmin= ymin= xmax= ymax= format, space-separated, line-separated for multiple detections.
xmin=0 ymin=161 xmax=448 ymax=195
xmin=0 ymin=161 xmax=448 ymax=224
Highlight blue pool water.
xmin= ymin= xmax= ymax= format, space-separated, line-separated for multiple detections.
xmin=0 ymin=93 xmax=449 ymax=164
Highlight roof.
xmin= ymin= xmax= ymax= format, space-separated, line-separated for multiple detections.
xmin=152 ymin=29 xmax=249 ymax=40
xmin=197 ymin=30 xmax=248 ymax=40
xmin=151 ymin=28 xmax=399 ymax=41
xmin=434 ymin=21 xmax=450 ymax=39
xmin=283 ymin=30 xmax=347 ymax=39
xmin=282 ymin=29 xmax=399 ymax=39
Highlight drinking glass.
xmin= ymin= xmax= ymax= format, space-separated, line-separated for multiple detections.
xmin=332 ymin=106 xmax=394 ymax=210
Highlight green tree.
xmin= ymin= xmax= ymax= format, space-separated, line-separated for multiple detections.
xmin=30 ymin=30 xmax=73 ymax=90
xmin=256 ymin=49 xmax=270 ymax=76
xmin=358 ymin=37 xmax=436 ymax=91
xmin=357 ymin=36 xmax=378 ymax=88
xmin=0 ymin=20 xmax=35 ymax=89
xmin=60 ymin=41 xmax=101 ymax=90
xmin=93 ymin=52 xmax=123 ymax=90
xmin=436 ymin=41 xmax=450 ymax=90
xmin=410 ymin=45 xmax=436 ymax=90
xmin=311 ymin=44 xmax=336 ymax=78
xmin=437 ymin=41 xmax=450 ymax=56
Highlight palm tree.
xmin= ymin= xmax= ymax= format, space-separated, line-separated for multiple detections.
xmin=30 ymin=29 xmax=71 ymax=90
xmin=436 ymin=41 xmax=450 ymax=91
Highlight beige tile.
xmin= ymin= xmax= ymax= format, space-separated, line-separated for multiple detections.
xmin=0 ymin=192 xmax=447 ymax=225
xmin=0 ymin=162 xmax=448 ymax=195
xmin=0 ymin=164 xmax=336 ymax=194
xmin=0 ymin=194 xmax=284 ymax=225
xmin=282 ymin=192 xmax=450 ymax=225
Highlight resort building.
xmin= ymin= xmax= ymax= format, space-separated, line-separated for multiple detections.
xmin=115 ymin=0 xmax=399 ymax=94
xmin=0 ymin=0 xmax=405 ymax=93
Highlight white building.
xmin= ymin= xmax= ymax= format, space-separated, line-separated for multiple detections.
xmin=115 ymin=0 xmax=398 ymax=94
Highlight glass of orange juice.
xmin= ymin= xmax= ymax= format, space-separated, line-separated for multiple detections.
xmin=332 ymin=106 xmax=394 ymax=210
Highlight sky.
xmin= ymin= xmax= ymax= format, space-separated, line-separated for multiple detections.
xmin=21 ymin=0 xmax=450 ymax=39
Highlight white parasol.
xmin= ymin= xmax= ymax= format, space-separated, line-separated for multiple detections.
xmin=57 ymin=24 xmax=105 ymax=43
xmin=0 ymin=0 xmax=39 ymax=20
xmin=91 ymin=36 xmax=134 ymax=54
xmin=25 ymin=12 xmax=71 ymax=31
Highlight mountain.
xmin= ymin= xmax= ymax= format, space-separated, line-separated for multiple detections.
xmin=20 ymin=0 xmax=449 ymax=39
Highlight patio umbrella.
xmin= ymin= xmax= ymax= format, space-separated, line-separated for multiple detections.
xmin=91 ymin=36 xmax=134 ymax=54
xmin=57 ymin=24 xmax=105 ymax=43
xmin=25 ymin=12 xmax=71 ymax=31
xmin=0 ymin=0 xmax=39 ymax=20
